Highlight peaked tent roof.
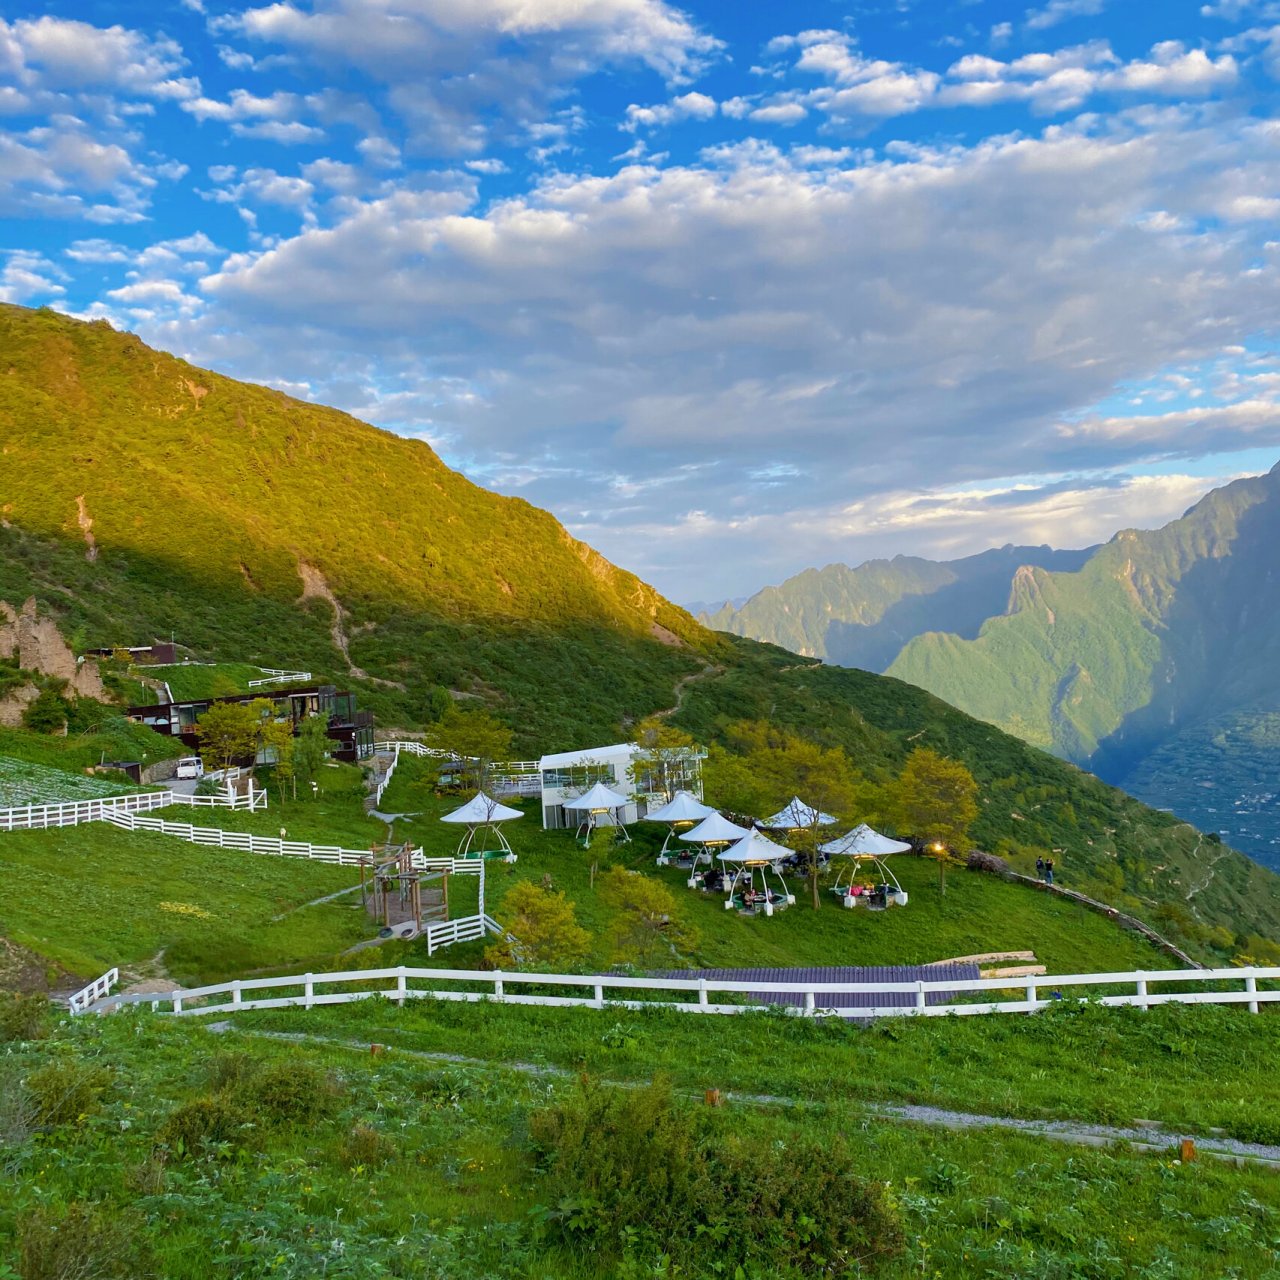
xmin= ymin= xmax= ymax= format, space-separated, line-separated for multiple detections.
xmin=562 ymin=780 xmax=631 ymax=810
xmin=440 ymin=791 xmax=524 ymax=825
xmin=645 ymin=790 xmax=716 ymax=824
xmin=719 ymin=828 xmax=794 ymax=864
xmin=761 ymin=796 xmax=838 ymax=829
xmin=679 ymin=811 xmax=752 ymax=844
xmin=819 ymin=823 xmax=912 ymax=856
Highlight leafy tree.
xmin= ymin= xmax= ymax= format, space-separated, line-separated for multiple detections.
xmin=630 ymin=717 xmax=699 ymax=799
xmin=705 ymin=721 xmax=863 ymax=909
xmin=598 ymin=865 xmax=700 ymax=966
xmin=291 ymin=712 xmax=331 ymax=798
xmin=194 ymin=702 xmax=258 ymax=770
xmin=482 ymin=881 xmax=591 ymax=971
xmin=425 ymin=704 xmax=514 ymax=789
xmin=889 ymin=747 xmax=979 ymax=894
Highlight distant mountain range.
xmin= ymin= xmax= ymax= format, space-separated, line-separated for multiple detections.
xmin=702 ymin=468 xmax=1280 ymax=869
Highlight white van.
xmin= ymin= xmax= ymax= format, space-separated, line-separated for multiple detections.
xmin=175 ymin=756 xmax=204 ymax=780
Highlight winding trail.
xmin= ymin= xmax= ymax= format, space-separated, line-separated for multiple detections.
xmin=652 ymin=662 xmax=724 ymax=721
xmin=209 ymin=1023 xmax=1280 ymax=1169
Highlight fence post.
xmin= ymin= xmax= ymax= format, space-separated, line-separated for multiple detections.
xmin=396 ymin=967 xmax=407 ymax=1006
xmin=1024 ymin=981 xmax=1038 ymax=1011
xmin=698 ymin=977 xmax=708 ymax=1009
xmin=594 ymin=981 xmax=605 ymax=1009
xmin=304 ymin=973 xmax=314 ymax=1009
xmin=1135 ymin=979 xmax=1149 ymax=1011
xmin=172 ymin=991 xmax=183 ymax=1014
xmin=914 ymin=981 xmax=926 ymax=1013
xmin=1245 ymin=975 xmax=1259 ymax=1014
xmin=493 ymin=970 xmax=504 ymax=1001
xmin=804 ymin=990 xmax=816 ymax=1016
xmin=232 ymin=981 xmax=243 ymax=1008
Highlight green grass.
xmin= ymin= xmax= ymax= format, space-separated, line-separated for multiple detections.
xmin=0 ymin=823 xmax=367 ymax=984
xmin=145 ymin=661 xmax=280 ymax=700
xmin=0 ymin=755 xmax=138 ymax=806
xmin=0 ymin=720 xmax=181 ymax=773
xmin=3 ymin=1007 xmax=1278 ymax=1279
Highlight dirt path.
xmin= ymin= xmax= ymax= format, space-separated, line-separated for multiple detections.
xmin=652 ymin=662 xmax=724 ymax=721
xmin=211 ymin=1023 xmax=1280 ymax=1168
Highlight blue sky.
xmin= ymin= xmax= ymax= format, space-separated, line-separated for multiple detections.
xmin=3 ymin=0 xmax=1280 ymax=601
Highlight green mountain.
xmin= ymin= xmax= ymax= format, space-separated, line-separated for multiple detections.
xmin=2 ymin=302 xmax=1279 ymax=947
xmin=704 ymin=468 xmax=1280 ymax=871
xmin=703 ymin=545 xmax=1093 ymax=669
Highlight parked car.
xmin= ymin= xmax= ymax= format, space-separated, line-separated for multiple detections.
xmin=175 ymin=756 xmax=204 ymax=780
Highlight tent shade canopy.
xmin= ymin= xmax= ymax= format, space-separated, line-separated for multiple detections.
xmin=679 ymin=812 xmax=752 ymax=845
xmin=645 ymin=791 xmax=715 ymax=824
xmin=562 ymin=781 xmax=630 ymax=811
xmin=719 ymin=829 xmax=794 ymax=864
xmin=440 ymin=792 xmax=524 ymax=825
xmin=762 ymin=796 xmax=838 ymax=829
xmin=819 ymin=823 xmax=911 ymax=856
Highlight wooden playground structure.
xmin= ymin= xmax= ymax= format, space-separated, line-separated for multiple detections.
xmin=360 ymin=842 xmax=450 ymax=936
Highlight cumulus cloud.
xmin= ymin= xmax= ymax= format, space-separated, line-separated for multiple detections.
xmin=216 ymin=0 xmax=720 ymax=152
xmin=623 ymin=90 xmax=717 ymax=130
xmin=1025 ymin=0 xmax=1107 ymax=32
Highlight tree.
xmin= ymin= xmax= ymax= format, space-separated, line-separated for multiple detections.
xmin=194 ymin=701 xmax=258 ymax=770
xmin=888 ymin=748 xmax=979 ymax=895
xmin=704 ymin=721 xmax=863 ymax=910
xmin=22 ymin=687 xmax=72 ymax=735
xmin=482 ymin=882 xmax=591 ymax=971
xmin=291 ymin=712 xmax=331 ymax=798
xmin=425 ymin=704 xmax=514 ymax=789
xmin=597 ymin=865 xmax=700 ymax=966
xmin=630 ymin=717 xmax=699 ymax=799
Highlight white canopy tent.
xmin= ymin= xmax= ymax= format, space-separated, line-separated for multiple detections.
xmin=563 ymin=781 xmax=632 ymax=847
xmin=440 ymin=791 xmax=523 ymax=860
xmin=647 ymin=790 xmax=717 ymax=861
xmin=677 ymin=811 xmax=753 ymax=883
xmin=761 ymin=796 xmax=838 ymax=831
xmin=718 ymin=829 xmax=797 ymax=916
xmin=819 ymin=823 xmax=911 ymax=908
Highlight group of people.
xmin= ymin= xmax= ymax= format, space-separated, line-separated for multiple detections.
xmin=1035 ymin=856 xmax=1056 ymax=885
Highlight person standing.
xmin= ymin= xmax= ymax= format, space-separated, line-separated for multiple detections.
xmin=1045 ymin=858 xmax=1055 ymax=885
xmin=1036 ymin=856 xmax=1045 ymax=881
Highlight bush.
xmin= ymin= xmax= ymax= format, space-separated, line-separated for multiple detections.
xmin=233 ymin=1058 xmax=342 ymax=1127
xmin=529 ymin=1076 xmax=903 ymax=1274
xmin=18 ymin=1200 xmax=154 ymax=1280
xmin=0 ymin=992 xmax=50 ymax=1043
xmin=26 ymin=1060 xmax=113 ymax=1126
xmin=338 ymin=1122 xmax=397 ymax=1169
xmin=154 ymin=1094 xmax=256 ymax=1158
xmin=966 ymin=849 xmax=1011 ymax=876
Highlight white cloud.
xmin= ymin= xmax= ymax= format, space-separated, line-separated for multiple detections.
xmin=465 ymin=157 xmax=509 ymax=175
xmin=233 ymin=119 xmax=325 ymax=143
xmin=1025 ymin=0 xmax=1107 ymax=32
xmin=0 ymin=249 xmax=67 ymax=302
xmin=624 ymin=90 xmax=717 ymax=130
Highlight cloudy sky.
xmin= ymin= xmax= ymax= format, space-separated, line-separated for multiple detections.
xmin=4 ymin=0 xmax=1280 ymax=602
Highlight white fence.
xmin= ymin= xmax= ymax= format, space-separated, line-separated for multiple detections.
xmin=248 ymin=668 xmax=312 ymax=688
xmin=377 ymin=740 xmax=542 ymax=799
xmin=78 ymin=962 xmax=1280 ymax=1019
xmin=68 ymin=967 xmax=118 ymax=1013
xmin=0 ymin=783 xmax=264 ymax=832
xmin=102 ymin=809 xmax=486 ymax=874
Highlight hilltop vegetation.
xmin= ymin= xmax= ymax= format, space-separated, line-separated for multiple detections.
xmin=2 ymin=303 xmax=1279 ymax=952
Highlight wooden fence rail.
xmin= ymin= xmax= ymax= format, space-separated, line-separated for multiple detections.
xmin=78 ymin=962 xmax=1280 ymax=1020
xmin=0 ymin=784 xmax=266 ymax=832
xmin=68 ymin=967 xmax=119 ymax=1013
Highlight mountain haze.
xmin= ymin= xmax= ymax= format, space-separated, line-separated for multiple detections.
xmin=2 ymin=303 xmax=1279 ymax=943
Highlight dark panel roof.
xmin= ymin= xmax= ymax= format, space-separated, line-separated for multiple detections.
xmin=651 ymin=963 xmax=981 ymax=1010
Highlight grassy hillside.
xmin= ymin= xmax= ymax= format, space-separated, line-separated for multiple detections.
xmin=2 ymin=303 xmax=1279 ymax=950
xmin=3 ymin=999 xmax=1279 ymax=1279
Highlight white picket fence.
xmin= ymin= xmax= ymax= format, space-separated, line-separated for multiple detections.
xmin=102 ymin=809 xmax=488 ymax=875
xmin=76 ymin=962 xmax=1280 ymax=1020
xmin=68 ymin=967 xmax=118 ymax=1013
xmin=248 ymin=668 xmax=312 ymax=688
xmin=0 ymin=783 xmax=264 ymax=832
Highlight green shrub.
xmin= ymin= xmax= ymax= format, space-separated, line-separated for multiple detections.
xmin=231 ymin=1057 xmax=342 ymax=1127
xmin=529 ymin=1076 xmax=903 ymax=1274
xmin=154 ymin=1094 xmax=255 ymax=1158
xmin=0 ymin=992 xmax=50 ymax=1043
xmin=26 ymin=1060 xmax=113 ymax=1126
xmin=18 ymin=1200 xmax=154 ymax=1280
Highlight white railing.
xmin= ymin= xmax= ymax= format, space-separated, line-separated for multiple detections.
xmin=422 ymin=913 xmax=501 ymax=955
xmin=248 ymin=668 xmax=312 ymax=688
xmin=164 ymin=786 xmax=268 ymax=812
xmin=68 ymin=967 xmax=118 ymax=1013
xmin=0 ymin=790 xmax=174 ymax=831
xmin=373 ymin=747 xmax=400 ymax=807
xmin=102 ymin=809 xmax=486 ymax=873
xmin=377 ymin=741 xmax=541 ymax=797
xmin=77 ymin=963 xmax=1280 ymax=1019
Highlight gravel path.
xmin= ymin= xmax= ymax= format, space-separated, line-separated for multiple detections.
xmin=209 ymin=1023 xmax=1280 ymax=1168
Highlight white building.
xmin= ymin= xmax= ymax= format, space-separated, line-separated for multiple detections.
xmin=538 ymin=741 xmax=705 ymax=830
